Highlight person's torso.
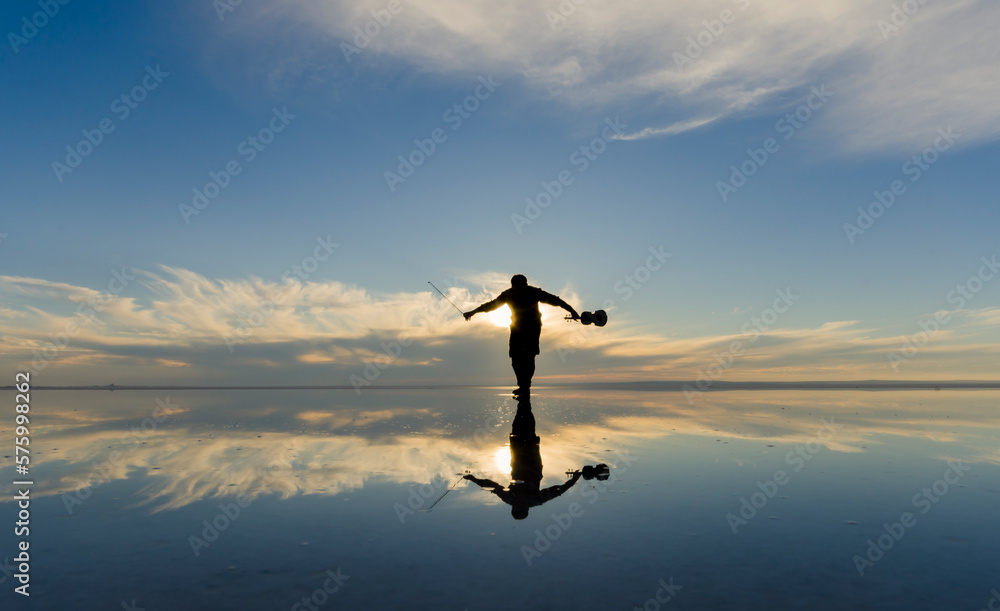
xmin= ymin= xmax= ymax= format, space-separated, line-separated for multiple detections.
xmin=504 ymin=287 xmax=544 ymax=328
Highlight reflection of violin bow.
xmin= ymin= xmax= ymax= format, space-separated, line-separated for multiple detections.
xmin=418 ymin=473 xmax=467 ymax=513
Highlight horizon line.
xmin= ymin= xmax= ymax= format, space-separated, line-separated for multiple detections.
xmin=5 ymin=380 xmax=1000 ymax=391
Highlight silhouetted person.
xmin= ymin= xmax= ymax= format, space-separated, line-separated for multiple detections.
xmin=464 ymin=274 xmax=579 ymax=396
xmin=464 ymin=397 xmax=581 ymax=519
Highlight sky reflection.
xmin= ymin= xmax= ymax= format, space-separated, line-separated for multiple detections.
xmin=4 ymin=388 xmax=997 ymax=513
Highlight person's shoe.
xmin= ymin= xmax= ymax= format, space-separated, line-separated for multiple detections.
xmin=512 ymin=386 xmax=530 ymax=398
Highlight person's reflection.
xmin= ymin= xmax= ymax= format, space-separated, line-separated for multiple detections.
xmin=464 ymin=397 xmax=607 ymax=520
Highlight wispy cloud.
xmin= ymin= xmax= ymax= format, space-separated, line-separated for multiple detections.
xmin=2 ymin=269 xmax=999 ymax=384
xmin=18 ymin=387 xmax=1000 ymax=511
xmin=612 ymin=115 xmax=721 ymax=141
xmin=214 ymin=0 xmax=1000 ymax=153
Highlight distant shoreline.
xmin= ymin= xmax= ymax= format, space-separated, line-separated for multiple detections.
xmin=3 ymin=381 xmax=1000 ymax=391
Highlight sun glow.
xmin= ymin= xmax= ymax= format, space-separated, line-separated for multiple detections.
xmin=485 ymin=305 xmax=512 ymax=328
xmin=493 ymin=445 xmax=511 ymax=473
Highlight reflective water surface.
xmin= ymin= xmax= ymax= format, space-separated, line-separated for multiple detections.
xmin=1 ymin=388 xmax=998 ymax=609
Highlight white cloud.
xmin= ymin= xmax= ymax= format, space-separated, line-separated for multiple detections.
xmin=3 ymin=269 xmax=1000 ymax=384
xmin=226 ymin=0 xmax=1000 ymax=152
xmin=613 ymin=115 xmax=721 ymax=141
xmin=19 ymin=384 xmax=1000 ymax=511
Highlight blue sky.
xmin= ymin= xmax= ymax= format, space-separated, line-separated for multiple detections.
xmin=2 ymin=0 xmax=999 ymax=385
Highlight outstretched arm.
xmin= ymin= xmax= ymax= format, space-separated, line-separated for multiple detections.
xmin=539 ymin=290 xmax=580 ymax=320
xmin=463 ymin=474 xmax=503 ymax=490
xmin=464 ymin=294 xmax=506 ymax=321
xmin=537 ymin=471 xmax=582 ymax=503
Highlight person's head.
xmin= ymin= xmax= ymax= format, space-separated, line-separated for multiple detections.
xmin=511 ymin=274 xmax=528 ymax=289
xmin=511 ymin=504 xmax=530 ymax=520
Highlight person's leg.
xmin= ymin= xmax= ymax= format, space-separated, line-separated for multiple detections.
xmin=511 ymin=397 xmax=535 ymax=439
xmin=509 ymin=326 xmax=539 ymax=393
xmin=511 ymin=353 xmax=532 ymax=392
xmin=523 ymin=326 xmax=538 ymax=390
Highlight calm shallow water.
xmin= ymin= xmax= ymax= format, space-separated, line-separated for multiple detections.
xmin=1 ymin=388 xmax=998 ymax=609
